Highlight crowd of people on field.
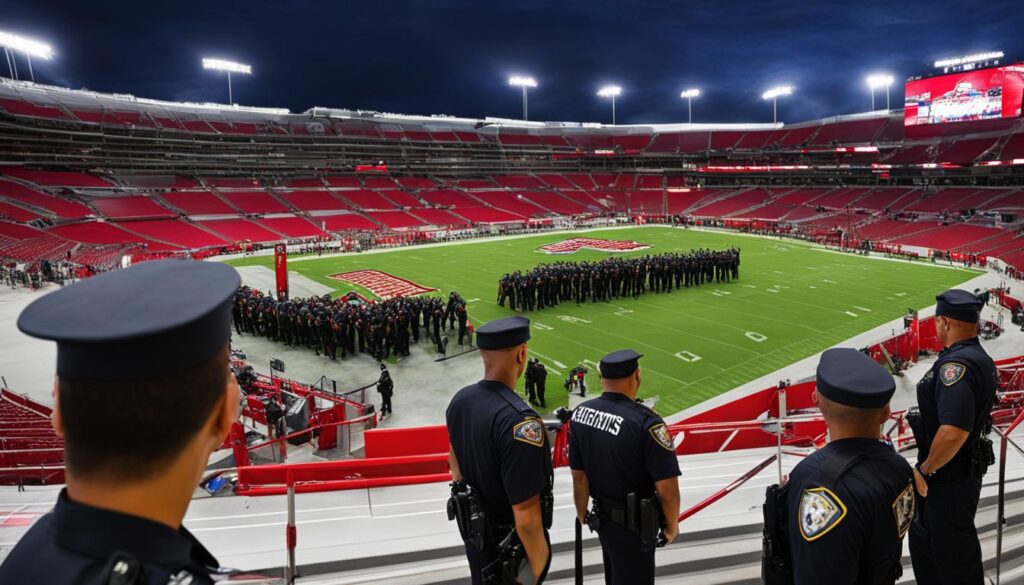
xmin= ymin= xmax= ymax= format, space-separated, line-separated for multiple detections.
xmin=232 ymin=287 xmax=471 ymax=360
xmin=496 ymin=248 xmax=740 ymax=311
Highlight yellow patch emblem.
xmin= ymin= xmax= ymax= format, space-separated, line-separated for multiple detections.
xmin=799 ymin=487 xmax=847 ymax=541
xmin=649 ymin=423 xmax=674 ymax=451
xmin=893 ymin=482 xmax=915 ymax=538
xmin=513 ymin=418 xmax=545 ymax=447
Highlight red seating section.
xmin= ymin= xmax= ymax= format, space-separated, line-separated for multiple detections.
xmin=90 ymin=196 xmax=176 ymax=219
xmin=2 ymin=169 xmax=112 ymax=188
xmin=117 ymin=220 xmax=228 ymax=249
xmin=160 ymin=191 xmax=237 ymax=215
xmin=0 ymin=180 xmax=94 ymax=218
xmin=256 ymin=215 xmax=327 ymax=238
xmin=221 ymin=191 xmax=290 ymax=214
xmin=336 ymin=190 xmax=398 ymax=210
xmin=278 ymin=190 xmax=351 ymax=212
xmin=199 ymin=219 xmax=285 ymax=243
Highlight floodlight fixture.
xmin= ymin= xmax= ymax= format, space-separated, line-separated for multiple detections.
xmin=508 ymin=76 xmax=537 ymax=88
xmin=680 ymin=88 xmax=700 ymax=123
xmin=202 ymin=58 xmax=251 ymax=104
xmin=761 ymin=86 xmax=793 ymax=101
xmin=597 ymin=85 xmax=622 ymax=124
xmin=933 ymin=51 xmax=1003 ymax=69
xmin=762 ymin=86 xmax=793 ymax=123
xmin=508 ymin=75 xmax=537 ymax=121
xmin=866 ymin=74 xmax=895 ymax=111
xmin=202 ymin=58 xmax=252 ymax=74
xmin=0 ymin=31 xmax=54 ymax=83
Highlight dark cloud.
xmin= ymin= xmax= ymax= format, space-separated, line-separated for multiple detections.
xmin=2 ymin=0 xmax=1019 ymax=124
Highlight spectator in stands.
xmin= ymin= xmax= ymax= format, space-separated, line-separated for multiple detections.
xmin=0 ymin=260 xmax=245 ymax=584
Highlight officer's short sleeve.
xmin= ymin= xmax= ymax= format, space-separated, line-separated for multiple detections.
xmin=935 ymin=361 xmax=975 ymax=432
xmin=568 ymin=422 xmax=584 ymax=471
xmin=498 ymin=413 xmax=550 ymax=505
xmin=790 ymin=486 xmax=865 ymax=585
xmin=644 ymin=419 xmax=681 ymax=482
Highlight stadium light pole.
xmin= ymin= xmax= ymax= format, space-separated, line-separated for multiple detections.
xmin=680 ymin=88 xmax=700 ymax=124
xmin=597 ymin=85 xmax=622 ymax=125
xmin=508 ymin=76 xmax=537 ymax=122
xmin=202 ymin=58 xmax=252 ymax=105
xmin=762 ymin=86 xmax=793 ymax=124
xmin=0 ymin=31 xmax=54 ymax=82
xmin=866 ymin=74 xmax=895 ymax=111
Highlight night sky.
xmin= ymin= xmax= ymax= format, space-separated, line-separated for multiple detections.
xmin=2 ymin=0 xmax=1020 ymax=125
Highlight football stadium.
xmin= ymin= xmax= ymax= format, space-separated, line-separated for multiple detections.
xmin=1 ymin=2 xmax=1024 ymax=584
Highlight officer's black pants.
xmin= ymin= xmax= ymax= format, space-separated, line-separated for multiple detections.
xmin=464 ymin=532 xmax=550 ymax=585
xmin=380 ymin=395 xmax=392 ymax=416
xmin=536 ymin=382 xmax=545 ymax=407
xmin=597 ymin=521 xmax=655 ymax=585
xmin=909 ymin=476 xmax=983 ymax=585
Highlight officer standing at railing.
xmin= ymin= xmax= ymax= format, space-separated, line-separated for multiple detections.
xmin=0 ymin=260 xmax=254 ymax=584
xmin=446 ymin=316 xmax=552 ymax=585
xmin=908 ymin=290 xmax=998 ymax=585
xmin=761 ymin=348 xmax=914 ymax=585
xmin=569 ymin=349 xmax=681 ymax=585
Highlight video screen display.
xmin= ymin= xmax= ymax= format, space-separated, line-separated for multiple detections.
xmin=904 ymin=65 xmax=1024 ymax=126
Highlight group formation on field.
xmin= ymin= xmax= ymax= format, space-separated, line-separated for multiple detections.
xmin=496 ymin=248 xmax=741 ymax=311
xmin=232 ymin=287 xmax=471 ymax=360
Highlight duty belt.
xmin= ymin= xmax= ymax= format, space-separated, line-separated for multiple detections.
xmin=593 ymin=496 xmax=631 ymax=529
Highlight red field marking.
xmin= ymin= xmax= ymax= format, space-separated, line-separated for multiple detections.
xmin=538 ymin=237 xmax=652 ymax=255
xmin=327 ymin=270 xmax=437 ymax=300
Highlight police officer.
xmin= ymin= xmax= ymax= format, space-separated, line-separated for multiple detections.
xmin=767 ymin=348 xmax=914 ymax=585
xmin=446 ymin=316 xmax=552 ymax=585
xmin=0 ymin=260 xmax=243 ymax=584
xmin=535 ymin=361 xmax=548 ymax=409
xmin=377 ymin=363 xmax=394 ymax=420
xmin=569 ymin=349 xmax=681 ymax=585
xmin=909 ymin=290 xmax=997 ymax=585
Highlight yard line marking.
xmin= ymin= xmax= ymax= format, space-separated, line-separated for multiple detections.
xmin=845 ymin=311 xmax=859 ymax=317
xmin=528 ymin=349 xmax=566 ymax=371
xmin=853 ymin=306 xmax=872 ymax=312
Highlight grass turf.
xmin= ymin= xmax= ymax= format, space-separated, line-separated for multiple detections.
xmin=227 ymin=227 xmax=980 ymax=415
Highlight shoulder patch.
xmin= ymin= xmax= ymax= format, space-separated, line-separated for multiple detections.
xmin=798 ymin=487 xmax=847 ymax=541
xmin=939 ymin=362 xmax=967 ymax=386
xmin=893 ymin=482 xmax=915 ymax=538
xmin=513 ymin=417 xmax=545 ymax=447
xmin=649 ymin=423 xmax=674 ymax=451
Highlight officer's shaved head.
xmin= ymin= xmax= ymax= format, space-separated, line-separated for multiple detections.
xmin=814 ymin=391 xmax=890 ymax=437
xmin=480 ymin=342 xmax=529 ymax=382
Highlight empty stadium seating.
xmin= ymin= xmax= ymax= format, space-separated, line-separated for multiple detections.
xmin=159 ymin=191 xmax=238 ymax=215
xmin=278 ymin=190 xmax=352 ymax=212
xmin=0 ymin=179 xmax=94 ymax=218
xmin=199 ymin=219 xmax=286 ymax=243
xmin=221 ymin=191 xmax=290 ymax=214
xmin=89 ymin=196 xmax=176 ymax=219
xmin=689 ymin=189 xmax=771 ymax=217
xmin=365 ymin=211 xmax=425 ymax=229
xmin=256 ymin=215 xmax=327 ymax=238
xmin=335 ymin=190 xmax=398 ymax=210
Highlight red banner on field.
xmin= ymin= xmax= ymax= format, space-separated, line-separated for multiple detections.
xmin=274 ymin=243 xmax=288 ymax=301
xmin=327 ymin=270 xmax=436 ymax=299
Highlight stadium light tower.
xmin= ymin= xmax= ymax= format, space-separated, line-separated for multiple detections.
xmin=597 ymin=85 xmax=622 ymax=125
xmin=680 ymin=88 xmax=700 ymax=124
xmin=866 ymin=74 xmax=895 ymax=111
xmin=202 ymin=58 xmax=252 ymax=105
xmin=762 ymin=86 xmax=793 ymax=124
xmin=0 ymin=31 xmax=54 ymax=82
xmin=508 ymin=76 xmax=537 ymax=122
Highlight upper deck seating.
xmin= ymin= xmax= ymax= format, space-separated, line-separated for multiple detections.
xmin=90 ymin=196 xmax=177 ymax=220
xmin=221 ymin=191 xmax=290 ymax=214
xmin=159 ymin=191 xmax=238 ymax=215
xmin=278 ymin=190 xmax=352 ymax=212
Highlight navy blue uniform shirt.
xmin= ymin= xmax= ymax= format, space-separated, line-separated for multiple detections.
xmin=446 ymin=380 xmax=551 ymax=526
xmin=915 ymin=337 xmax=998 ymax=477
xmin=567 ymin=392 xmax=680 ymax=501
xmin=786 ymin=439 xmax=914 ymax=585
xmin=0 ymin=489 xmax=219 ymax=584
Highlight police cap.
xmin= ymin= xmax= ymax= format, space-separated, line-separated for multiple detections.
xmin=17 ymin=260 xmax=240 ymax=380
xmin=935 ymin=289 xmax=983 ymax=324
xmin=599 ymin=349 xmax=643 ymax=379
xmin=476 ymin=316 xmax=531 ymax=350
xmin=815 ymin=348 xmax=895 ymax=409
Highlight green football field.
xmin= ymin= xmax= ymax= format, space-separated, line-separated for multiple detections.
xmin=227 ymin=227 xmax=980 ymax=414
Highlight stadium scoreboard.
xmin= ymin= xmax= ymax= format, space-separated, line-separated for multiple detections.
xmin=904 ymin=63 xmax=1024 ymax=127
